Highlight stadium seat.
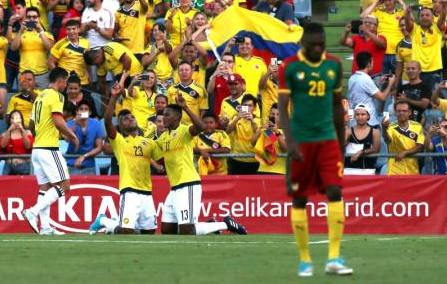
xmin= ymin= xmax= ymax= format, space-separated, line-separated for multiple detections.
xmin=99 ymin=117 xmax=118 ymax=136
xmin=95 ymin=157 xmax=111 ymax=175
xmin=90 ymin=92 xmax=103 ymax=117
xmin=59 ymin=140 xmax=69 ymax=154
xmin=294 ymin=0 xmax=312 ymax=20
xmin=0 ymin=118 xmax=7 ymax=134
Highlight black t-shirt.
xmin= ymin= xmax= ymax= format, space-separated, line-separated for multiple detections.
xmin=397 ymin=82 xmax=431 ymax=122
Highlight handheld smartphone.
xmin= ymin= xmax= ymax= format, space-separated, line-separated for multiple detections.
xmin=270 ymin=58 xmax=278 ymax=66
xmin=350 ymin=20 xmax=362 ymax=34
xmin=13 ymin=115 xmax=21 ymax=124
xmin=383 ymin=111 xmax=390 ymax=121
xmin=25 ymin=21 xmax=37 ymax=29
xmin=235 ymin=36 xmax=245 ymax=44
xmin=411 ymin=4 xmax=423 ymax=12
xmin=80 ymin=112 xmax=89 ymax=119
xmin=348 ymin=109 xmax=354 ymax=118
xmin=140 ymin=74 xmax=150 ymax=81
xmin=241 ymin=105 xmax=249 ymax=113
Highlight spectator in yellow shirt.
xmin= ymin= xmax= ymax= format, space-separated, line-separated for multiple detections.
xmin=127 ymin=70 xmax=158 ymax=129
xmin=165 ymin=0 xmax=197 ymax=49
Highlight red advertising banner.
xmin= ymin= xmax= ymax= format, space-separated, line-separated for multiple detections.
xmin=0 ymin=175 xmax=446 ymax=234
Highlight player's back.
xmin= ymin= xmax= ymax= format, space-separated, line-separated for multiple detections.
xmin=32 ymin=88 xmax=65 ymax=148
xmin=280 ymin=51 xmax=343 ymax=143
xmin=156 ymin=124 xmax=200 ymax=189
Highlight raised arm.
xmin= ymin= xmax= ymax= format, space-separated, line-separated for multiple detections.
xmin=176 ymin=94 xmax=205 ymax=136
xmin=104 ymin=83 xmax=122 ymax=139
xmin=360 ymin=0 xmax=380 ymax=18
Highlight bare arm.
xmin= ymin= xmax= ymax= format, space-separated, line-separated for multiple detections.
xmin=104 ymin=84 xmax=122 ymax=139
xmin=365 ymin=128 xmax=381 ymax=154
xmin=373 ymin=75 xmax=396 ymax=101
xmin=176 ymin=94 xmax=205 ymax=136
xmin=340 ymin=22 xmax=354 ymax=47
xmin=250 ymin=128 xmax=262 ymax=146
xmin=139 ymin=0 xmax=149 ymax=14
xmin=168 ymin=40 xmax=185 ymax=68
xmin=48 ymin=54 xmax=58 ymax=69
xmin=360 ymin=0 xmax=380 ymax=18
xmin=53 ymin=114 xmax=79 ymax=148
xmin=47 ymin=0 xmax=60 ymax=11
xmin=10 ymin=29 xmax=23 ymax=51
xmin=225 ymin=115 xmax=241 ymax=134
xmin=382 ymin=120 xmax=392 ymax=144
xmin=405 ymin=5 xmax=414 ymax=33
xmin=394 ymin=60 xmax=403 ymax=88
xmin=431 ymin=84 xmax=443 ymax=107
xmin=424 ymin=126 xmax=436 ymax=151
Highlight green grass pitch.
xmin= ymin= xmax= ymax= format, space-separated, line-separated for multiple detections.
xmin=0 ymin=234 xmax=446 ymax=284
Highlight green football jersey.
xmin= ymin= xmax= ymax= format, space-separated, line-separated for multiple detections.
xmin=279 ymin=50 xmax=343 ymax=143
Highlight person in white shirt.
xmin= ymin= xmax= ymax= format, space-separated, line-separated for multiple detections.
xmin=81 ymin=0 xmax=115 ymax=49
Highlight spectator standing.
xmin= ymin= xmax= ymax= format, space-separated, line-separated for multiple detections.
xmin=424 ymin=119 xmax=447 ymax=174
xmin=0 ymin=24 xmax=8 ymax=118
xmin=226 ymin=94 xmax=260 ymax=175
xmin=254 ymin=0 xmax=295 ymax=25
xmin=394 ymin=17 xmax=412 ymax=86
xmin=193 ymin=113 xmax=231 ymax=175
xmin=167 ymin=61 xmax=208 ymax=124
xmin=344 ymin=104 xmax=380 ymax=175
xmin=114 ymin=0 xmax=148 ymax=59
xmin=147 ymin=94 xmax=168 ymax=124
xmin=396 ymin=60 xmax=431 ymax=123
xmin=0 ymin=110 xmax=34 ymax=175
xmin=66 ymin=100 xmax=103 ymax=175
xmin=10 ymin=7 xmax=54 ymax=89
xmin=361 ymin=0 xmax=406 ymax=74
xmin=6 ymin=70 xmax=41 ymax=128
xmin=258 ymin=58 xmax=279 ymax=123
xmin=382 ymin=101 xmax=424 ymax=175
xmin=127 ymin=70 xmax=158 ymax=129
xmin=48 ymin=0 xmax=69 ymax=39
xmin=141 ymin=23 xmax=173 ymax=93
xmin=58 ymin=0 xmax=84 ymax=40
xmin=207 ymin=52 xmax=235 ymax=116
xmin=431 ymin=80 xmax=447 ymax=119
xmin=48 ymin=20 xmax=90 ymax=87
xmin=340 ymin=15 xmax=387 ymax=76
xmin=165 ymin=0 xmax=197 ymax=50
xmin=25 ymin=0 xmax=50 ymax=31
xmin=347 ymin=51 xmax=396 ymax=126
xmin=405 ymin=2 xmax=447 ymax=90
xmin=80 ymin=0 xmax=115 ymax=49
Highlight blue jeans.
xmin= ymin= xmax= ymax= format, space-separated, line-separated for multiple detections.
xmin=3 ymin=162 xmax=31 ymax=175
xmin=382 ymin=54 xmax=396 ymax=75
xmin=421 ymin=70 xmax=442 ymax=91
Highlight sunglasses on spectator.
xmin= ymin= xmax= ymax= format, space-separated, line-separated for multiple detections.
xmin=27 ymin=15 xmax=39 ymax=19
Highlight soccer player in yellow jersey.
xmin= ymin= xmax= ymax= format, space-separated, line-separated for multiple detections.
xmin=10 ymin=7 xmax=54 ymax=89
xmin=89 ymin=83 xmax=163 ymax=235
xmin=167 ymin=61 xmax=208 ymax=124
xmin=115 ymin=0 xmax=148 ymax=57
xmin=193 ymin=113 xmax=231 ymax=175
xmin=48 ymin=20 xmax=90 ymax=86
xmin=22 ymin=67 xmax=79 ymax=235
xmin=382 ymin=101 xmax=424 ymax=174
xmin=157 ymin=93 xmax=247 ymax=235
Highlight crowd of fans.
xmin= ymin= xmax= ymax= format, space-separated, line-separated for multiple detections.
xmin=0 ymin=0 xmax=446 ymax=176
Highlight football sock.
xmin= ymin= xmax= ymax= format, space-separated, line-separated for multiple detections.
xmin=38 ymin=191 xmax=51 ymax=229
xmin=30 ymin=186 xmax=64 ymax=216
xmin=100 ymin=217 xmax=119 ymax=234
xmin=195 ymin=222 xmax=228 ymax=235
xmin=291 ymin=207 xmax=312 ymax=263
xmin=327 ymin=201 xmax=345 ymax=259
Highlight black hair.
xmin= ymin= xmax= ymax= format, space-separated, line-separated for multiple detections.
xmin=222 ymin=52 xmax=235 ymax=61
xmin=356 ymin=51 xmax=372 ymax=70
xmin=166 ymin=104 xmax=183 ymax=117
xmin=49 ymin=67 xmax=68 ymax=83
xmin=68 ymin=0 xmax=85 ymax=12
xmin=26 ymin=7 xmax=40 ymax=16
xmin=202 ymin=113 xmax=217 ymax=121
xmin=65 ymin=19 xmax=81 ymax=28
xmin=153 ymin=23 xmax=167 ymax=33
xmin=155 ymin=94 xmax=168 ymax=103
xmin=8 ymin=110 xmax=26 ymax=129
xmin=67 ymin=73 xmax=81 ymax=85
xmin=271 ymin=102 xmax=278 ymax=110
xmin=83 ymin=49 xmax=100 ymax=65
xmin=118 ymin=109 xmax=132 ymax=122
xmin=15 ymin=0 xmax=26 ymax=7
xmin=22 ymin=70 xmax=35 ymax=77
xmin=77 ymin=99 xmax=91 ymax=111
xmin=302 ymin=22 xmax=325 ymax=37
xmin=394 ymin=100 xmax=412 ymax=111
xmin=241 ymin=94 xmax=257 ymax=107
xmin=178 ymin=60 xmax=193 ymax=69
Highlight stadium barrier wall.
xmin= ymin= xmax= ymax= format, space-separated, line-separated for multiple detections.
xmin=0 ymin=175 xmax=446 ymax=235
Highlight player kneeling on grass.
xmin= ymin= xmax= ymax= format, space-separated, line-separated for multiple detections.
xmin=156 ymin=94 xmax=247 ymax=235
xmin=89 ymin=83 xmax=163 ymax=234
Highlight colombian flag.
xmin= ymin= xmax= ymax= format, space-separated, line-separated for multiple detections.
xmin=204 ymin=6 xmax=303 ymax=63
xmin=254 ymin=128 xmax=279 ymax=166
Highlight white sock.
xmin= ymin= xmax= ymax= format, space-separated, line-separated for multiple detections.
xmin=38 ymin=191 xmax=51 ymax=229
xmin=195 ymin=222 xmax=228 ymax=235
xmin=30 ymin=186 xmax=64 ymax=216
xmin=100 ymin=217 xmax=119 ymax=234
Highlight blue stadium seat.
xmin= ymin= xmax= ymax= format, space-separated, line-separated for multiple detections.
xmin=0 ymin=119 xmax=7 ymax=134
xmin=294 ymin=0 xmax=312 ymax=19
xmin=90 ymin=92 xmax=103 ymax=117
xmin=59 ymin=140 xmax=69 ymax=154
xmin=0 ymin=160 xmax=5 ymax=175
xmin=95 ymin=157 xmax=111 ymax=175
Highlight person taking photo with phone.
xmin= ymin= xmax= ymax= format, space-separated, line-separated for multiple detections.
xmin=424 ymin=118 xmax=447 ymax=174
xmin=431 ymin=80 xmax=447 ymax=118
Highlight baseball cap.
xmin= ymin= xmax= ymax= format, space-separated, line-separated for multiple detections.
xmin=354 ymin=104 xmax=371 ymax=120
xmin=227 ymin=73 xmax=244 ymax=84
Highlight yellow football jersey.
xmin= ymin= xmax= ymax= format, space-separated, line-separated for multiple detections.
xmin=173 ymin=58 xmax=206 ymax=88
xmin=51 ymin=37 xmax=90 ymax=85
xmin=144 ymin=43 xmax=173 ymax=80
xmin=110 ymin=132 xmax=162 ymax=192
xmin=410 ymin=24 xmax=443 ymax=72
xmin=7 ymin=90 xmax=42 ymax=128
xmin=234 ymin=55 xmax=267 ymax=95
xmin=164 ymin=8 xmax=197 ymax=49
xmin=115 ymin=1 xmax=147 ymax=54
xmin=31 ymin=88 xmax=65 ymax=148
xmin=229 ymin=116 xmax=261 ymax=163
xmin=260 ymin=78 xmax=278 ymax=123
xmin=17 ymin=30 xmax=54 ymax=74
xmin=0 ymin=36 xmax=7 ymax=83
xmin=372 ymin=10 xmax=404 ymax=55
xmin=145 ymin=0 xmax=163 ymax=32
xmin=114 ymin=90 xmax=133 ymax=118
xmin=438 ymin=99 xmax=447 ymax=119
xmin=130 ymin=86 xmax=156 ymax=129
xmin=386 ymin=121 xmax=425 ymax=175
xmin=193 ymin=130 xmax=231 ymax=175
xmin=156 ymin=124 xmax=200 ymax=189
xmin=396 ymin=39 xmax=412 ymax=82
xmin=418 ymin=0 xmax=433 ymax=8
xmin=97 ymin=42 xmax=143 ymax=77
xmin=219 ymin=95 xmax=261 ymax=121
xmin=167 ymin=81 xmax=208 ymax=124
xmin=25 ymin=0 xmax=50 ymax=31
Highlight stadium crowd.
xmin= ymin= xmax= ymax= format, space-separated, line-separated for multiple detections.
xmin=0 ymin=0 xmax=447 ymax=176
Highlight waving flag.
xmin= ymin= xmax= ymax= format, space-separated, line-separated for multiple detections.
xmin=204 ymin=6 xmax=303 ymax=63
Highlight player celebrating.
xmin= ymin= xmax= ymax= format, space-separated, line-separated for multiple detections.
xmin=157 ymin=94 xmax=247 ymax=235
xmin=89 ymin=83 xmax=163 ymax=235
xmin=278 ymin=23 xmax=353 ymax=277
xmin=22 ymin=67 xmax=79 ymax=235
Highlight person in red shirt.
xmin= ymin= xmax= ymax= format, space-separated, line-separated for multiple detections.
xmin=0 ymin=110 xmax=34 ymax=175
xmin=58 ymin=0 xmax=84 ymax=40
xmin=340 ymin=15 xmax=387 ymax=76
xmin=207 ymin=52 xmax=235 ymax=116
